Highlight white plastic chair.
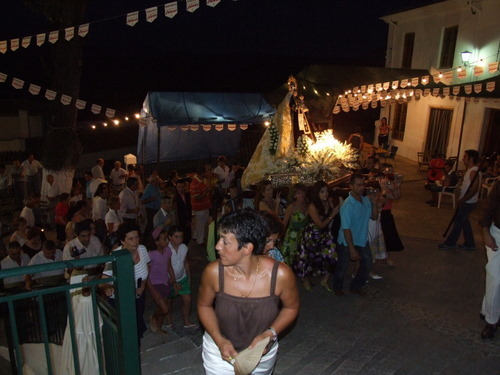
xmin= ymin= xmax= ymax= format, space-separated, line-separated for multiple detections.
xmin=437 ymin=184 xmax=458 ymax=209
xmin=481 ymin=177 xmax=498 ymax=198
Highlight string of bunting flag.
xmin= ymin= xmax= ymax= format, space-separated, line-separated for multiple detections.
xmin=0 ymin=0 xmax=236 ymax=54
xmin=0 ymin=70 xmax=129 ymax=124
xmin=148 ymin=121 xmax=249 ymax=132
xmin=331 ymin=60 xmax=499 ymax=114
xmin=0 ymin=70 xmax=251 ymax=131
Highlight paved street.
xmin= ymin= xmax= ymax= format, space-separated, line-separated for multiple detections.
xmin=140 ymin=156 xmax=500 ymax=374
xmin=1 ymin=156 xmax=499 ymax=374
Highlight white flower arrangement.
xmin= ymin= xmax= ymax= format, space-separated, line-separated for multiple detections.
xmin=268 ymin=121 xmax=279 ymax=156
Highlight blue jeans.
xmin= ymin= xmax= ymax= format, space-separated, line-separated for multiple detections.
xmin=333 ymin=243 xmax=373 ymax=291
xmin=444 ymin=202 xmax=476 ymax=247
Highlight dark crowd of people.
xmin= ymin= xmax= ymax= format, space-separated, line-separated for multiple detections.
xmin=1 ymin=147 xmax=499 ymax=374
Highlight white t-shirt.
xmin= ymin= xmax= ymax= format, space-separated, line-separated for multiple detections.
xmin=47 ymin=181 xmax=61 ymax=199
xmin=168 ymin=243 xmax=188 ymax=281
xmin=92 ymin=196 xmax=108 ymax=220
xmin=20 ymin=207 xmax=35 ymax=228
xmin=105 ymin=209 xmax=122 ymax=233
xmin=22 ymin=159 xmax=42 ymax=177
xmin=63 ymin=236 xmax=103 ymax=261
xmin=460 ymin=166 xmax=480 ymax=203
xmin=28 ymin=249 xmax=64 ymax=279
xmin=1 ymin=254 xmax=30 ymax=285
xmin=92 ymin=165 xmax=105 ymax=180
xmin=119 ymin=187 xmax=139 ymax=219
xmin=214 ymin=165 xmax=231 ymax=189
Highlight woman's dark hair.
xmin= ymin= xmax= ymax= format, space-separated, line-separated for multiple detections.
xmin=59 ymin=192 xmax=70 ymax=202
xmin=254 ymin=180 xmax=272 ymax=208
xmin=66 ymin=200 xmax=86 ymax=222
xmin=288 ymin=183 xmax=307 ymax=202
xmin=465 ymin=149 xmax=479 ymax=164
xmin=258 ymin=211 xmax=284 ymax=236
xmin=309 ymin=180 xmax=329 ymax=217
xmin=117 ymin=222 xmax=140 ymax=242
xmin=94 ymin=183 xmax=108 ymax=198
xmin=218 ymin=208 xmax=267 ymax=255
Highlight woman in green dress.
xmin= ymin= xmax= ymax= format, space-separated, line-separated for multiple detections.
xmin=281 ymin=184 xmax=308 ymax=266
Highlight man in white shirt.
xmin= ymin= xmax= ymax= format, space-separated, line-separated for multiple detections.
xmin=119 ymin=177 xmax=140 ymax=223
xmin=1 ymin=241 xmax=30 ymax=289
xmin=25 ymin=240 xmax=64 ymax=289
xmin=63 ymin=220 xmax=103 ymax=277
xmin=439 ymin=150 xmax=481 ymax=250
xmin=22 ymin=154 xmax=43 ymax=196
xmin=110 ymin=161 xmax=127 ymax=195
xmin=20 ymin=196 xmax=37 ymax=228
xmin=214 ymin=156 xmax=231 ymax=191
xmin=92 ymin=158 xmax=105 ymax=180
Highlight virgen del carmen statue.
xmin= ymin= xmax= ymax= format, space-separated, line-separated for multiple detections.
xmin=242 ymin=76 xmax=357 ymax=190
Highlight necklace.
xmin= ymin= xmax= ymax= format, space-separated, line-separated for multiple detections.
xmin=233 ymin=257 xmax=260 ymax=298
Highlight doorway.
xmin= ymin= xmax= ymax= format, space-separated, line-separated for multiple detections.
xmin=425 ymin=108 xmax=453 ymax=157
xmin=481 ymin=108 xmax=500 ymax=156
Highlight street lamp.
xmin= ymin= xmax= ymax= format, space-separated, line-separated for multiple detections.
xmin=459 ymin=50 xmax=472 ymax=66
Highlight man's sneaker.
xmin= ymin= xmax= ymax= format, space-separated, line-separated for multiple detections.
xmin=458 ymin=244 xmax=476 ymax=251
xmin=438 ymin=243 xmax=455 ymax=250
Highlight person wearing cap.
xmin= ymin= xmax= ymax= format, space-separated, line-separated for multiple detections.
xmin=198 ymin=209 xmax=299 ymax=374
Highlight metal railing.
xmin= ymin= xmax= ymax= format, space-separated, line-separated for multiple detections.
xmin=0 ymin=250 xmax=140 ymax=375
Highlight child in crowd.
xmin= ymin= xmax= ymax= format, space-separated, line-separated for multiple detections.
xmin=259 ymin=211 xmax=285 ymax=262
xmin=222 ymin=184 xmax=243 ymax=215
xmin=147 ymin=227 xmax=175 ymax=334
xmin=105 ymin=196 xmax=122 ymax=234
xmin=165 ymin=225 xmax=196 ymax=328
xmin=153 ymin=195 xmax=176 ymax=229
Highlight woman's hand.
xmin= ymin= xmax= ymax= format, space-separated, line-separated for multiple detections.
xmin=247 ymin=331 xmax=273 ymax=353
xmin=275 ymin=190 xmax=281 ymax=204
xmin=136 ymin=284 xmax=145 ymax=296
xmin=217 ymin=337 xmax=238 ymax=363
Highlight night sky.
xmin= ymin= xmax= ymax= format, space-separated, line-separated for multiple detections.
xmin=0 ymin=0 xmax=441 ymax=120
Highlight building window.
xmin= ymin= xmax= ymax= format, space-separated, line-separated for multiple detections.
xmin=392 ymin=102 xmax=407 ymax=141
xmin=440 ymin=25 xmax=458 ymax=68
xmin=401 ymin=32 xmax=415 ymax=68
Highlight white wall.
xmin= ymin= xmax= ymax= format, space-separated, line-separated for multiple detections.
xmin=383 ymin=0 xmax=500 ymax=82
xmin=383 ymin=95 xmax=500 ymax=163
xmin=380 ymin=0 xmax=500 ymax=164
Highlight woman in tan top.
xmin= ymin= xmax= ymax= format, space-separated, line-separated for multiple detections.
xmin=198 ymin=209 xmax=299 ymax=374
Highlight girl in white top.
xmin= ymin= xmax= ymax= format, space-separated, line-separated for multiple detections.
xmin=166 ymin=225 xmax=195 ymax=328
xmin=105 ymin=196 xmax=122 ymax=233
